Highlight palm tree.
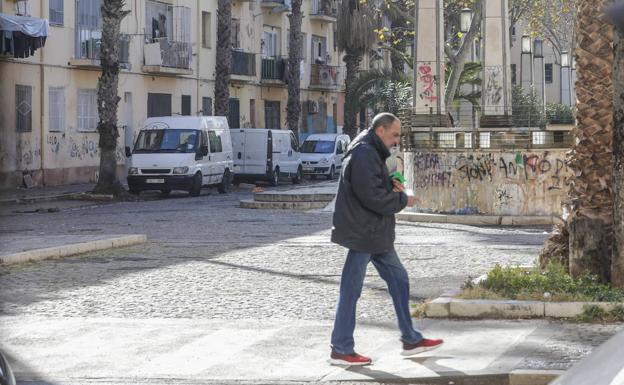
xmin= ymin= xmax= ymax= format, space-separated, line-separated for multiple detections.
xmin=336 ymin=0 xmax=376 ymax=139
xmin=541 ymin=0 xmax=614 ymax=282
xmin=346 ymin=68 xmax=411 ymax=116
xmin=214 ymin=0 xmax=232 ymax=117
xmin=287 ymin=0 xmax=303 ymax=138
xmin=93 ymin=0 xmax=129 ymax=195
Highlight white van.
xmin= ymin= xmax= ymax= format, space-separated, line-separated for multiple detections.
xmin=125 ymin=116 xmax=234 ymax=197
xmin=300 ymin=133 xmax=350 ymax=179
xmin=230 ymin=128 xmax=302 ymax=186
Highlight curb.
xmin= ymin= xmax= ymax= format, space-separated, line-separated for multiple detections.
xmin=0 ymin=193 xmax=78 ymax=206
xmin=253 ymin=192 xmax=336 ymax=203
xmin=0 ymin=235 xmax=147 ymax=265
xmin=509 ymin=370 xmax=565 ymax=385
xmin=397 ymin=212 xmax=562 ymax=226
xmin=425 ymin=295 xmax=621 ymax=319
xmin=239 ymin=199 xmax=329 ymax=210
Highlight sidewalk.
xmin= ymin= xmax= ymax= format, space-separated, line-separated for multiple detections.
xmin=0 ymin=183 xmax=94 ymax=205
xmin=1 ymin=316 xmax=620 ymax=385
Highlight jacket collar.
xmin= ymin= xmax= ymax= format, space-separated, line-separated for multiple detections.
xmin=364 ymin=129 xmax=391 ymax=160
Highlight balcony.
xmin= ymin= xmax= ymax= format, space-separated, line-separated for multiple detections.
xmin=261 ymin=57 xmax=287 ymax=83
xmin=69 ymin=34 xmax=130 ymax=69
xmin=310 ymin=0 xmax=337 ymax=22
xmin=231 ymin=50 xmax=257 ymax=81
xmin=310 ymin=63 xmax=341 ymax=89
xmin=261 ymin=0 xmax=286 ymax=8
xmin=142 ymin=38 xmax=193 ymax=75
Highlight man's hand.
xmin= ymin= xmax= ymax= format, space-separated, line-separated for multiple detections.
xmin=392 ymin=179 xmax=405 ymax=193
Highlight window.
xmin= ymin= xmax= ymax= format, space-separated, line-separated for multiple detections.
xmin=181 ymin=95 xmax=191 ymax=116
xmin=147 ymin=93 xmax=172 ymax=117
xmin=464 ymin=133 xmax=472 ymax=148
xmin=264 ymin=100 xmax=280 ymax=129
xmin=438 ymin=133 xmax=456 ymax=148
xmin=202 ymin=97 xmax=212 ymax=116
xmin=16 ymin=85 xmax=32 ymax=132
xmin=262 ymin=27 xmax=281 ymax=57
xmin=75 ymin=0 xmax=102 ymax=59
xmin=208 ymin=131 xmax=223 ymax=153
xmin=545 ymin=63 xmax=553 ymax=84
xmin=232 ymin=18 xmax=241 ymax=49
xmin=290 ymin=133 xmax=298 ymax=150
xmin=311 ymin=35 xmax=327 ymax=63
xmin=532 ymin=131 xmax=547 ymax=145
xmin=77 ymin=89 xmax=98 ymax=131
xmin=229 ymin=98 xmax=240 ymax=128
xmin=510 ymin=64 xmax=517 ymax=85
xmin=250 ymin=99 xmax=256 ymax=127
xmin=202 ymin=12 xmax=211 ymax=48
xmin=479 ymin=132 xmax=491 ymax=148
xmin=50 ymin=0 xmax=64 ymax=25
xmin=49 ymin=87 xmax=65 ymax=132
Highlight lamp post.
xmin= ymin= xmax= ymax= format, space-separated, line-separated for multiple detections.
xmin=533 ymin=39 xmax=545 ymax=113
xmin=561 ymin=51 xmax=572 ymax=106
xmin=460 ymin=7 xmax=473 ymax=33
xmin=520 ymin=35 xmax=534 ymax=92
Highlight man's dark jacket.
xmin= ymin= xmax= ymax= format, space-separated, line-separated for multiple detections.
xmin=331 ymin=129 xmax=408 ymax=254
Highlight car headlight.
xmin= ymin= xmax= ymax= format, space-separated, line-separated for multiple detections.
xmin=320 ymin=158 xmax=329 ymax=164
xmin=128 ymin=167 xmax=138 ymax=175
xmin=173 ymin=166 xmax=189 ymax=174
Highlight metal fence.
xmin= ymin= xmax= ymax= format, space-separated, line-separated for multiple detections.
xmin=231 ymin=50 xmax=256 ymax=76
xmin=261 ymin=57 xmax=287 ymax=81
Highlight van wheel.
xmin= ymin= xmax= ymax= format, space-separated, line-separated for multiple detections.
xmin=160 ymin=188 xmax=171 ymax=197
xmin=270 ymin=167 xmax=280 ymax=187
xmin=327 ymin=165 xmax=335 ymax=180
xmin=218 ymin=170 xmax=231 ymax=194
xmin=292 ymin=167 xmax=303 ymax=184
xmin=189 ymin=172 xmax=202 ymax=197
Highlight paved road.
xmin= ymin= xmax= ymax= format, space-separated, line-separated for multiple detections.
xmin=3 ymin=181 xmax=613 ymax=385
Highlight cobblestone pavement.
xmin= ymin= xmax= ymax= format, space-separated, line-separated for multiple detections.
xmin=0 ymin=184 xmax=545 ymax=321
xmin=1 ymin=183 xmax=621 ymax=384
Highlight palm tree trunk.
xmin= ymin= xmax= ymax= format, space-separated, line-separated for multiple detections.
xmin=214 ymin=0 xmax=231 ymax=117
xmin=93 ymin=0 xmax=129 ymax=195
xmin=343 ymin=52 xmax=361 ymax=139
xmin=612 ymin=28 xmax=624 ymax=286
xmin=567 ymin=0 xmax=614 ymax=281
xmin=287 ymin=0 xmax=303 ymax=139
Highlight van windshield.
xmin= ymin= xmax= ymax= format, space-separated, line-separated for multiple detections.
xmin=300 ymin=140 xmax=335 ymax=154
xmin=134 ymin=129 xmax=199 ymax=153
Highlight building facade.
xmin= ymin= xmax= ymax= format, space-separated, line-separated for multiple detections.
xmin=0 ymin=0 xmax=344 ymax=189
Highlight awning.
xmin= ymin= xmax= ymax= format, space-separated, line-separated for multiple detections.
xmin=0 ymin=13 xmax=49 ymax=59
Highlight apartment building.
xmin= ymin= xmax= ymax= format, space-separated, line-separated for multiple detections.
xmin=0 ymin=0 xmax=344 ymax=189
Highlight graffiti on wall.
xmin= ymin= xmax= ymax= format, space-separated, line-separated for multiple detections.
xmin=17 ymin=138 xmax=41 ymax=168
xmin=417 ymin=62 xmax=438 ymax=104
xmin=69 ymin=137 xmax=99 ymax=160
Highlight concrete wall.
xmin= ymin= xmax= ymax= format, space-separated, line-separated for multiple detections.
xmin=409 ymin=150 xmax=570 ymax=216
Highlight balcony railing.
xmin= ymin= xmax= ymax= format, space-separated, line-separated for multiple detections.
xmin=261 ymin=57 xmax=286 ymax=81
xmin=231 ymin=50 xmax=256 ymax=77
xmin=311 ymin=0 xmax=337 ymax=20
xmin=144 ymin=38 xmax=192 ymax=70
xmin=72 ymin=33 xmax=130 ymax=67
xmin=261 ymin=0 xmax=286 ymax=7
xmin=310 ymin=63 xmax=341 ymax=88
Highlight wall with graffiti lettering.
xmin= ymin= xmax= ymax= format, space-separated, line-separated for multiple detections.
xmin=411 ymin=150 xmax=571 ymax=216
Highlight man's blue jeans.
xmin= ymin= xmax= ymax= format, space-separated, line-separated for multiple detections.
xmin=330 ymin=249 xmax=423 ymax=355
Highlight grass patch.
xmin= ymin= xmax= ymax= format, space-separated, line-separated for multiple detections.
xmin=460 ymin=263 xmax=624 ymax=303
xmin=577 ymin=304 xmax=624 ymax=322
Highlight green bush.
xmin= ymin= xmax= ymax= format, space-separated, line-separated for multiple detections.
xmin=546 ymin=103 xmax=574 ymax=124
xmin=481 ymin=263 xmax=624 ymax=302
xmin=511 ymin=85 xmax=548 ymax=128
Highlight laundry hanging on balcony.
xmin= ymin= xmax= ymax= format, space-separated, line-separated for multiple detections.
xmin=0 ymin=13 xmax=49 ymax=58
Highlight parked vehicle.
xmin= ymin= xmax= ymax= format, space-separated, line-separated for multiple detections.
xmin=300 ymin=133 xmax=350 ymax=180
xmin=0 ymin=350 xmax=15 ymax=385
xmin=230 ymin=128 xmax=302 ymax=186
xmin=126 ymin=116 xmax=234 ymax=197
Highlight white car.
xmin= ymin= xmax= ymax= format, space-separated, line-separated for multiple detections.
xmin=231 ymin=128 xmax=303 ymax=186
xmin=126 ymin=116 xmax=234 ymax=197
xmin=300 ymin=133 xmax=350 ymax=180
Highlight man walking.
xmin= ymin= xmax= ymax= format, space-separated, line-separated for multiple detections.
xmin=329 ymin=113 xmax=443 ymax=366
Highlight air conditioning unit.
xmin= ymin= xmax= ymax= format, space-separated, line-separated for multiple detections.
xmin=319 ymin=67 xmax=332 ymax=85
xmin=307 ymin=100 xmax=319 ymax=114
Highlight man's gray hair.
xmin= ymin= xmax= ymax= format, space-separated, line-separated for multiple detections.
xmin=371 ymin=112 xmax=399 ymax=131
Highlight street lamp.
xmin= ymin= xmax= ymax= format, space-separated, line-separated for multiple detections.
xmin=521 ymin=35 xmax=532 ymax=54
xmin=533 ymin=39 xmax=544 ymax=58
xmin=460 ymin=8 xmax=473 ymax=33
xmin=561 ymin=51 xmax=570 ymax=68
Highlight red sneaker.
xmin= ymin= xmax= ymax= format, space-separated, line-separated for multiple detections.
xmin=329 ymin=350 xmax=372 ymax=366
xmin=401 ymin=338 xmax=444 ymax=356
